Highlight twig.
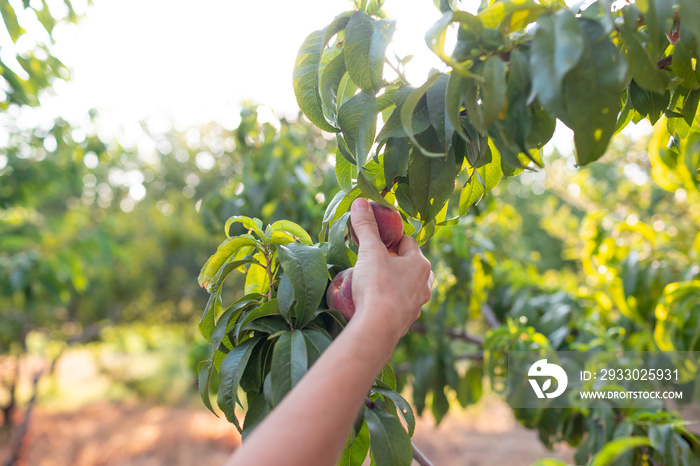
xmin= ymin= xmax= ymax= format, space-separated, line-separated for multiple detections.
xmin=4 ymin=369 xmax=43 ymax=466
xmin=641 ymin=446 xmax=661 ymax=466
xmin=386 ymin=59 xmax=410 ymax=85
xmin=412 ymin=443 xmax=434 ymax=466
xmin=657 ymin=55 xmax=673 ymax=69
xmin=364 ymin=397 xmax=434 ymax=466
xmin=410 ymin=322 xmax=483 ymax=346
xmin=454 ymin=352 xmax=484 ymax=361
xmin=481 ymin=304 xmax=500 ymax=329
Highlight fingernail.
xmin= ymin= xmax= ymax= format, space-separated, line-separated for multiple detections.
xmin=352 ymin=198 xmax=370 ymax=212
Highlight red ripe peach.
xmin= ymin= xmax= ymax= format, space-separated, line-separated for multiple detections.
xmin=326 ymin=268 xmax=355 ymax=320
xmin=349 ymin=201 xmax=404 ymax=253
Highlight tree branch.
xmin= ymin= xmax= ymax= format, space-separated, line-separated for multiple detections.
xmin=364 ymin=397 xmax=434 ymax=466
xmin=409 ymin=322 xmax=483 ymax=346
xmin=454 ymin=352 xmax=484 ymax=361
xmin=481 ymin=304 xmax=500 ymax=329
xmin=657 ymin=55 xmax=672 ymax=69
xmin=4 ymin=369 xmax=42 ymax=466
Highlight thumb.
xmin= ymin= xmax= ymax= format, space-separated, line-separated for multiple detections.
xmin=350 ymin=198 xmax=383 ymax=249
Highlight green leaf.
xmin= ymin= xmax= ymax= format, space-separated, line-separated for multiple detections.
xmin=269 ymin=330 xmax=308 ymax=406
xmin=338 ymin=91 xmax=378 ymax=165
xmin=425 ymin=10 xmax=483 ymax=79
xmin=364 ymin=409 xmax=412 ymax=466
xmin=559 ymin=19 xmax=627 ymax=166
xmin=479 ymin=0 xmax=547 ymax=32
xmin=629 ymin=80 xmax=670 ymax=124
xmin=457 ymin=365 xmax=483 ymax=407
xmin=408 ymin=128 xmax=458 ymax=221
xmin=383 ymin=137 xmax=410 ymax=187
xmin=242 ymin=391 xmax=270 ymax=440
xmin=293 ymin=13 xmax=351 ymax=132
xmin=207 ymin=256 xmax=258 ymax=293
xmin=458 ymin=140 xmax=503 ymax=215
xmin=321 ymin=50 xmax=348 ymax=126
xmin=426 ymin=73 xmax=455 ymax=153
xmin=680 ymin=0 xmax=700 ymax=45
xmin=378 ymin=363 xmax=396 ymax=391
xmin=327 ymin=212 xmax=353 ymax=269
xmin=236 ymin=299 xmax=280 ymax=337
xmin=198 ymin=236 xmax=258 ymax=288
xmin=619 ymin=5 xmax=667 ymax=95
xmin=431 ymin=385 xmax=449 ymax=425
xmin=244 ymin=260 xmax=269 ymax=296
xmin=217 ymin=336 xmax=262 ymax=429
xmin=276 ymin=275 xmax=294 ymax=321
xmin=373 ymin=387 xmax=416 ymax=437
xmin=302 ymin=329 xmax=332 ymax=366
xmin=400 ymin=72 xmax=444 ymax=156
xmin=344 ymin=11 xmax=396 ymax=94
xmin=197 ymin=359 xmax=217 ymax=416
xmin=529 ymin=9 xmax=584 ymax=115
xmin=336 ymin=149 xmax=355 ymax=193
xmin=277 ymin=243 xmax=328 ymax=328
xmin=356 ymin=169 xmax=393 ymax=208
xmin=465 ymin=56 xmax=507 ymax=133
xmin=590 ymin=436 xmax=650 ymax=466
xmin=268 ymin=220 xmax=313 ymax=246
xmin=225 ymin=215 xmax=264 ymax=238
xmin=339 ymin=421 xmax=370 ymax=466
xmin=199 ymin=291 xmax=222 ymax=341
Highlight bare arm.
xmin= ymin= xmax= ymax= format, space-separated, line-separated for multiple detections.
xmin=225 ymin=198 xmax=433 ymax=466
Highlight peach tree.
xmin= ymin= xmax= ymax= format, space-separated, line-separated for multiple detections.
xmin=198 ymin=1 xmax=700 ymax=464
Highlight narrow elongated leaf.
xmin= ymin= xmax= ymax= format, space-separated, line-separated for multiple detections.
xmin=338 ymin=92 xmax=378 ymax=165
xmin=426 ymin=73 xmax=454 ymax=153
xmin=277 ymin=243 xmax=328 ymax=328
xmin=383 ymin=137 xmax=410 ymax=186
xmin=590 ymin=436 xmax=650 ymax=466
xmin=679 ymin=0 xmax=700 ymax=45
xmin=364 ymin=409 xmax=412 ymax=466
xmin=373 ymin=387 xmax=416 ymax=437
xmin=356 ymin=169 xmax=393 ymax=209
xmin=197 ymin=359 xmax=217 ymax=416
xmin=277 ymin=275 xmax=295 ymax=321
xmin=302 ymin=329 xmax=332 ymax=366
xmin=400 ymin=72 xmax=443 ymax=156
xmin=198 ymin=236 xmax=258 ymax=288
xmin=199 ymin=291 xmax=222 ymax=341
xmin=321 ymin=50 xmax=348 ymax=126
xmin=619 ymin=5 xmax=667 ymax=95
xmin=457 ymin=365 xmax=483 ymax=407
xmin=344 ymin=11 xmax=396 ymax=94
xmin=408 ymin=128 xmax=457 ymax=221
xmin=270 ymin=330 xmax=308 ymax=406
xmin=269 ymin=220 xmax=313 ymax=246
xmin=327 ymin=212 xmax=353 ymax=269
xmin=335 ymin=149 xmax=355 ymax=192
xmin=529 ymin=10 xmax=584 ymax=114
xmin=559 ymin=19 xmax=627 ymax=166
xmin=339 ymin=421 xmax=370 ymax=466
xmin=235 ymin=299 xmax=280 ymax=338
xmin=242 ymin=391 xmax=270 ymax=440
xmin=458 ymin=140 xmax=503 ymax=215
xmin=293 ymin=13 xmax=351 ymax=132
xmin=217 ymin=336 xmax=262 ymax=428
xmin=207 ymin=256 xmax=258 ymax=293
xmin=425 ymin=11 xmax=483 ymax=79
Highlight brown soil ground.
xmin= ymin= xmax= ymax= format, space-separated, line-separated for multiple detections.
xmin=1 ymin=397 xmax=575 ymax=466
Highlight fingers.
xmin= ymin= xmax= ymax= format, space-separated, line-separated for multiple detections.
xmin=350 ymin=198 xmax=383 ymax=250
xmin=396 ymin=235 xmax=421 ymax=257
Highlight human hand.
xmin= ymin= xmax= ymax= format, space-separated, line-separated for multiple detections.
xmin=347 ymin=198 xmax=434 ymax=345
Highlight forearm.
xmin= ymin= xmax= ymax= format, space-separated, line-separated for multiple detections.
xmin=226 ymin=310 xmax=397 ymax=466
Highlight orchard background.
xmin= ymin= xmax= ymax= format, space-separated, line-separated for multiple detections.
xmin=1 ymin=0 xmax=699 ymax=465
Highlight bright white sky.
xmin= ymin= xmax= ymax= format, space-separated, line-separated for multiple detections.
xmin=42 ymin=0 xmax=473 ymax=130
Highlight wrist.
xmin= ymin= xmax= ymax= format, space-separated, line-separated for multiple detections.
xmin=345 ymin=302 xmax=402 ymax=359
